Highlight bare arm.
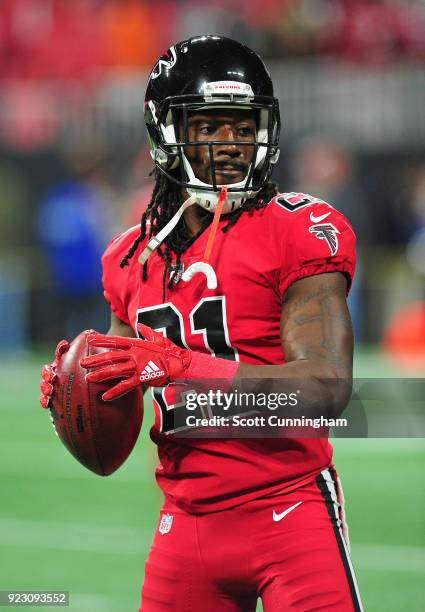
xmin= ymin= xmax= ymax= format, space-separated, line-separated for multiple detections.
xmin=236 ymin=272 xmax=353 ymax=417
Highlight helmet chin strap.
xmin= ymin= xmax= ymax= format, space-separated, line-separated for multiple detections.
xmin=138 ymin=187 xmax=228 ymax=292
xmin=138 ymin=186 xmax=231 ymax=266
xmin=138 ymin=194 xmax=198 ymax=264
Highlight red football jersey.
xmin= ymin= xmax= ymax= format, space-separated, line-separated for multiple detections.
xmin=102 ymin=193 xmax=356 ymax=514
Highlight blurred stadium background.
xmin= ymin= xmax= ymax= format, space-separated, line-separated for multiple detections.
xmin=0 ymin=0 xmax=424 ymax=610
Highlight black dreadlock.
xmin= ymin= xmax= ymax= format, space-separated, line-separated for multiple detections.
xmin=120 ymin=168 xmax=278 ymax=291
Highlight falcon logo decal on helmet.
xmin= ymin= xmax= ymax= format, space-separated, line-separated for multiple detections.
xmin=151 ymin=46 xmax=177 ymax=80
xmin=309 ymin=223 xmax=340 ymax=256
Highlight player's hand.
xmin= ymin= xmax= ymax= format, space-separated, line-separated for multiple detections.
xmin=39 ymin=339 xmax=70 ymax=409
xmin=80 ymin=324 xmax=193 ymax=400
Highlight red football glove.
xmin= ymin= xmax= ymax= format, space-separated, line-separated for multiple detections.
xmin=39 ymin=339 xmax=70 ymax=409
xmin=80 ymin=324 xmax=239 ymax=401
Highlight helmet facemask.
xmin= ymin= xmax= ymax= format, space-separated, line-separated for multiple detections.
xmin=146 ymin=92 xmax=280 ymax=213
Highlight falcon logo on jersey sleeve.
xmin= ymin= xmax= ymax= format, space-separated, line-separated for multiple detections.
xmin=309 ymin=223 xmax=340 ymax=255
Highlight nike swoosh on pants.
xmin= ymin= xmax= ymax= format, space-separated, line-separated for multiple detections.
xmin=272 ymin=501 xmax=303 ymax=522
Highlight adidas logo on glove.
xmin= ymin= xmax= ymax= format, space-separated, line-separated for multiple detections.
xmin=140 ymin=360 xmax=166 ymax=382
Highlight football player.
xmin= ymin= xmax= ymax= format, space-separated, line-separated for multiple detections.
xmin=40 ymin=36 xmax=363 ymax=611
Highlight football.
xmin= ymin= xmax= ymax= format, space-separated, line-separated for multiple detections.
xmin=49 ymin=330 xmax=143 ymax=476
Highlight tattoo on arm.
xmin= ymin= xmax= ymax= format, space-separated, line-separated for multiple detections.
xmin=281 ymin=273 xmax=353 ymax=375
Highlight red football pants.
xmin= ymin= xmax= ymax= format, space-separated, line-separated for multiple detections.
xmin=139 ymin=468 xmax=363 ymax=611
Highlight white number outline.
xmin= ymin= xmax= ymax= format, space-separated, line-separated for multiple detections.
xmin=189 ymin=295 xmax=239 ymax=361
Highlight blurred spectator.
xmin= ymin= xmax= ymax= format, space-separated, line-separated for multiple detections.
xmin=291 ymin=135 xmax=372 ymax=244
xmin=122 ymin=147 xmax=154 ymax=228
xmin=0 ymin=82 xmax=60 ymax=150
xmin=35 ymin=142 xmax=114 ymax=339
xmin=290 ymin=135 xmax=371 ymax=339
xmin=403 ymin=164 xmax=425 ymax=237
xmin=399 ymin=164 xmax=425 ymax=279
xmin=0 ymin=160 xmax=31 ymax=247
xmin=393 ymin=163 xmax=425 ymax=241
xmin=100 ymin=0 xmax=176 ymax=71
xmin=1 ymin=0 xmax=423 ymax=78
xmin=0 ymin=160 xmax=31 ymax=351
xmin=381 ymin=300 xmax=425 ymax=370
xmin=327 ymin=0 xmax=425 ymax=65
xmin=0 ymin=0 xmax=104 ymax=80
xmin=177 ymin=3 xmax=237 ymax=42
xmin=269 ymin=0 xmax=341 ymax=58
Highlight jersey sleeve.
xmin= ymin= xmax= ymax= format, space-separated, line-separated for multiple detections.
xmin=273 ymin=195 xmax=356 ymax=299
xmin=101 ymin=226 xmax=140 ymax=325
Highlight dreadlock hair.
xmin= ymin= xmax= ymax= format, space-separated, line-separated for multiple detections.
xmin=120 ymin=168 xmax=278 ymax=293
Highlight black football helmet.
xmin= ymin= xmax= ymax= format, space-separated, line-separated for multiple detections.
xmin=144 ymin=35 xmax=280 ymax=212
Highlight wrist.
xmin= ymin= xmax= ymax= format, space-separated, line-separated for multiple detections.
xmin=186 ymin=351 xmax=239 ymax=387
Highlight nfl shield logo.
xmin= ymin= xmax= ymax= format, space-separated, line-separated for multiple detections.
xmin=159 ymin=513 xmax=173 ymax=535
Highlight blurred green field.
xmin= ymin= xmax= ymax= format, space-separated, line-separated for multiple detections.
xmin=0 ymin=348 xmax=424 ymax=611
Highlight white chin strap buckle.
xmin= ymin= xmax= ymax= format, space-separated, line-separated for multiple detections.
xmin=181 ymin=262 xmax=217 ymax=290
